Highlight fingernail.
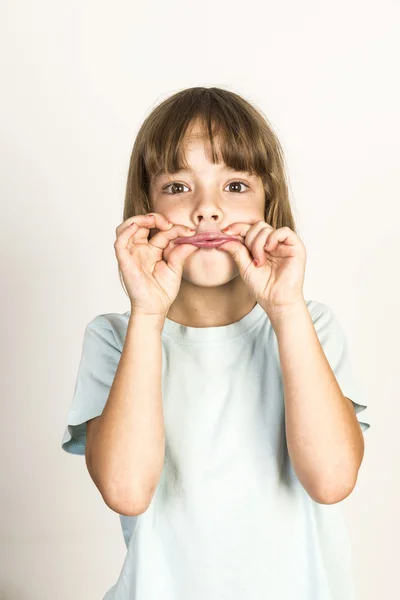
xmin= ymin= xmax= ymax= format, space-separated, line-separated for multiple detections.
xmin=253 ymin=259 xmax=259 ymax=267
xmin=222 ymin=227 xmax=230 ymax=232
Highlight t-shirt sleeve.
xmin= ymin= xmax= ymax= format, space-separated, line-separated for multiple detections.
xmin=61 ymin=316 xmax=122 ymax=455
xmin=310 ymin=302 xmax=371 ymax=433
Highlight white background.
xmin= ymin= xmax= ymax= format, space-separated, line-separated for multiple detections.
xmin=1 ymin=0 xmax=398 ymax=598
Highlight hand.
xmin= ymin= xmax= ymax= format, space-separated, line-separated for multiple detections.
xmin=114 ymin=213 xmax=198 ymax=318
xmin=217 ymin=220 xmax=307 ymax=316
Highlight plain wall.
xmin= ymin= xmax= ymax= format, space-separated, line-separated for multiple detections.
xmin=1 ymin=0 xmax=398 ymax=598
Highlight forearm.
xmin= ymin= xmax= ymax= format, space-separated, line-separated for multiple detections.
xmin=269 ymin=301 xmax=364 ymax=504
xmin=88 ymin=312 xmax=165 ymax=515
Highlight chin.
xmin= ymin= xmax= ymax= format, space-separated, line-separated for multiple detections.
xmin=181 ymin=259 xmax=240 ymax=287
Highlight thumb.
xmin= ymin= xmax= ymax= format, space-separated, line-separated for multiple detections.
xmin=167 ymin=243 xmax=199 ymax=276
xmin=217 ymin=240 xmax=253 ymax=274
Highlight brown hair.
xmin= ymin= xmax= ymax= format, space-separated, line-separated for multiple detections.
xmin=119 ymin=86 xmax=297 ymax=295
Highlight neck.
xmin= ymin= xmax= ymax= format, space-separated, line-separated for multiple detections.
xmin=166 ymin=276 xmax=257 ymax=328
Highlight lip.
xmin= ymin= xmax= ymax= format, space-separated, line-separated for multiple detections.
xmin=174 ymin=230 xmax=242 ymax=248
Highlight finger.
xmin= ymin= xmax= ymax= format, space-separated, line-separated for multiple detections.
xmin=252 ymin=226 xmax=275 ymax=265
xmin=266 ymin=227 xmax=297 ymax=249
xmin=116 ymin=213 xmax=174 ymax=246
xmin=223 ymin=221 xmax=270 ymax=261
xmin=221 ymin=222 xmax=252 ymax=240
xmin=115 ymin=213 xmax=172 ymax=238
xmin=261 ymin=228 xmax=299 ymax=262
xmin=149 ymin=224 xmax=197 ymax=250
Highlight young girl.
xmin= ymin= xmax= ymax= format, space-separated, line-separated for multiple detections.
xmin=61 ymin=86 xmax=370 ymax=600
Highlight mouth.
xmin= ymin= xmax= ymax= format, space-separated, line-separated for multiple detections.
xmin=174 ymin=230 xmax=242 ymax=248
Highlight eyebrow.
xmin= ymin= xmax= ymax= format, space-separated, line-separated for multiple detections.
xmin=153 ymin=166 xmax=255 ymax=181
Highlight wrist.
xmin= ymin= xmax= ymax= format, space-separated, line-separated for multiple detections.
xmin=129 ymin=309 xmax=166 ymax=331
xmin=265 ymin=299 xmax=308 ymax=332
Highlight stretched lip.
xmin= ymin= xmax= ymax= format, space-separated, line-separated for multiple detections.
xmin=174 ymin=230 xmax=243 ymax=248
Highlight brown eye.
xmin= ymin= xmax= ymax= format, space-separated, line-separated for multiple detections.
xmin=225 ymin=181 xmax=250 ymax=193
xmin=161 ymin=180 xmax=250 ymax=195
xmin=162 ymin=182 xmax=189 ymax=194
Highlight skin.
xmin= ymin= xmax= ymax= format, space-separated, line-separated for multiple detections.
xmin=148 ymin=124 xmax=266 ymax=328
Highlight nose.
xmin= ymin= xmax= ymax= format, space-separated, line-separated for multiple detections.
xmin=197 ymin=214 xmax=219 ymax=222
xmin=194 ymin=203 xmax=222 ymax=225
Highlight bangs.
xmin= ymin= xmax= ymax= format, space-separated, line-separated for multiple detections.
xmin=142 ymin=88 xmax=269 ymax=186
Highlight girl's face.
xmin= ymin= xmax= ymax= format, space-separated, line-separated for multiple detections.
xmin=148 ymin=135 xmax=266 ymax=287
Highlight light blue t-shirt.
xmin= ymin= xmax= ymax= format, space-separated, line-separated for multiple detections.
xmin=61 ymin=300 xmax=370 ymax=600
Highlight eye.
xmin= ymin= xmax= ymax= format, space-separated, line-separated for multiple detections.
xmin=224 ymin=180 xmax=250 ymax=193
xmin=162 ymin=182 xmax=190 ymax=195
xmin=161 ymin=180 xmax=250 ymax=195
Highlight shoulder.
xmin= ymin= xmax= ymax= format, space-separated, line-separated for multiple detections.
xmin=304 ymin=300 xmax=346 ymax=341
xmin=84 ymin=309 xmax=131 ymax=352
xmin=305 ymin=299 xmax=333 ymax=320
xmin=304 ymin=299 xmax=339 ymax=329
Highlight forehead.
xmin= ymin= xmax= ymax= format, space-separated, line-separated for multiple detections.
xmin=152 ymin=164 xmax=258 ymax=183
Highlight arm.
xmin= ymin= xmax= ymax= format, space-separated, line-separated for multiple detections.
xmin=85 ymin=312 xmax=165 ymax=516
xmin=269 ymin=301 xmax=365 ymax=505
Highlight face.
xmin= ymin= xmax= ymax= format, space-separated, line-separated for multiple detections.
xmin=148 ymin=129 xmax=266 ymax=288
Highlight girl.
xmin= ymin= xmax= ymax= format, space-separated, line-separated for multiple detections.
xmin=61 ymin=86 xmax=370 ymax=600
